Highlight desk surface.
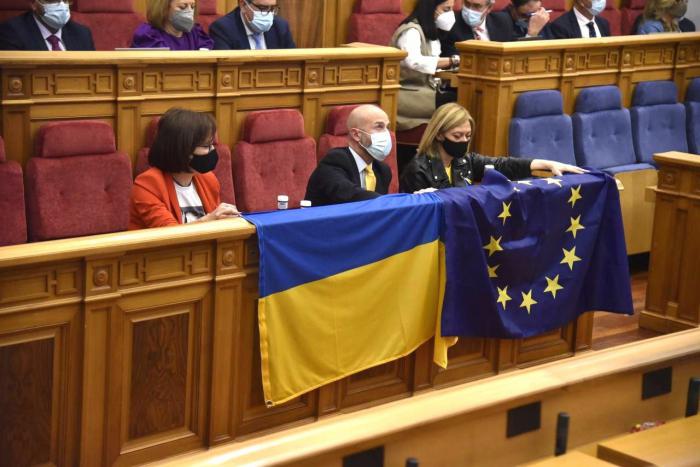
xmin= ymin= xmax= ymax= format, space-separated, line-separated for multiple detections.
xmin=597 ymin=415 xmax=700 ymax=467
xmin=521 ymin=451 xmax=616 ymax=466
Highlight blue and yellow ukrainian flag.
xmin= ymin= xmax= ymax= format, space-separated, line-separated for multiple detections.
xmin=245 ymin=194 xmax=445 ymax=406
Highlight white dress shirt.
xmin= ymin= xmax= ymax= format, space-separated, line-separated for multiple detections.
xmin=240 ymin=11 xmax=267 ymax=50
xmin=473 ymin=20 xmax=491 ymax=41
xmin=574 ymin=6 xmax=601 ymax=38
xmin=349 ymin=146 xmax=369 ymax=189
xmin=396 ymin=27 xmax=441 ymax=75
xmin=33 ymin=15 xmax=65 ymax=50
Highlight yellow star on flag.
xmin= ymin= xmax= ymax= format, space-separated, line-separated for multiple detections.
xmin=568 ymin=185 xmax=582 ymax=208
xmin=488 ymin=264 xmax=499 ymax=278
xmin=497 ymin=286 xmax=511 ymax=310
xmin=498 ymin=202 xmax=512 ymax=225
xmin=566 ymin=215 xmax=585 ymax=239
xmin=546 ymin=177 xmax=563 ymax=187
xmin=561 ymin=246 xmax=581 ymax=270
xmin=544 ymin=275 xmax=564 ymax=299
xmin=520 ymin=290 xmax=538 ymax=314
xmin=483 ymin=236 xmax=504 ymax=257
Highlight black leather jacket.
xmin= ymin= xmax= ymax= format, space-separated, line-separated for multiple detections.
xmin=399 ymin=153 xmax=532 ymax=193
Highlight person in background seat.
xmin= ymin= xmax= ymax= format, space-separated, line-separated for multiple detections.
xmin=131 ymin=0 xmax=213 ymax=50
xmin=129 ymin=108 xmax=239 ymax=229
xmin=441 ymin=0 xmax=516 ymax=56
xmin=400 ymin=103 xmax=584 ymax=193
xmin=636 ymin=0 xmax=693 ymax=34
xmin=490 ymin=0 xmax=551 ymax=40
xmin=210 ymin=0 xmax=294 ymax=50
xmin=0 ymin=0 xmax=94 ymax=50
xmin=550 ymin=0 xmax=611 ymax=39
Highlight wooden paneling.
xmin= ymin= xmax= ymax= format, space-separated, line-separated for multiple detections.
xmin=0 ymin=47 xmax=404 ymax=170
xmin=641 ymin=152 xmax=700 ymax=333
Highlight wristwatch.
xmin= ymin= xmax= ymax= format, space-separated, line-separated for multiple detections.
xmin=450 ymin=54 xmax=460 ymax=67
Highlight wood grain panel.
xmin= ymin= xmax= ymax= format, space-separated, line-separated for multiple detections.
xmin=0 ymin=337 xmax=53 ymax=467
xmin=129 ymin=312 xmax=190 ymax=439
xmin=277 ymin=0 xmax=324 ymax=49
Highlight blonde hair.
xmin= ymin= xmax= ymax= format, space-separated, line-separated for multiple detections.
xmin=147 ymin=0 xmax=199 ymax=30
xmin=417 ymin=103 xmax=475 ymax=159
xmin=643 ymin=0 xmax=680 ymax=32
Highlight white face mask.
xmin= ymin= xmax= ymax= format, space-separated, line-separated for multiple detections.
xmin=588 ymin=0 xmax=606 ymax=16
xmin=40 ymin=1 xmax=70 ymax=30
xmin=359 ymin=129 xmax=392 ymax=162
xmin=435 ymin=10 xmax=456 ymax=31
xmin=462 ymin=6 xmax=485 ymax=28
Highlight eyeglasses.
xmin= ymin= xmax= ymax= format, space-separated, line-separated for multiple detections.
xmin=245 ymin=0 xmax=279 ymax=16
xmin=463 ymin=1 xmax=491 ymax=12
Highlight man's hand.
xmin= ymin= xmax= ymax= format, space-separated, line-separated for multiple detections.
xmin=527 ymin=8 xmax=550 ymax=37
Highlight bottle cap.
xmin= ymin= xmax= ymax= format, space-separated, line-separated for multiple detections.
xmin=300 ymin=200 xmax=312 ymax=208
xmin=277 ymin=195 xmax=289 ymax=202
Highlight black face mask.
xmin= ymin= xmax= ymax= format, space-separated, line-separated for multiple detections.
xmin=189 ymin=148 xmax=218 ymax=173
xmin=441 ymin=138 xmax=468 ymax=159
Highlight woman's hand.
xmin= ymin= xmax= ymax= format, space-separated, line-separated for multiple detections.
xmin=199 ymin=203 xmax=240 ymax=222
xmin=413 ymin=187 xmax=438 ymax=194
xmin=530 ymin=159 xmax=587 ymax=176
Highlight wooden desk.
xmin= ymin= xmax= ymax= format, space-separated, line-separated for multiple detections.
xmin=521 ymin=451 xmax=617 ymax=466
xmin=597 ymin=416 xmax=700 ymax=467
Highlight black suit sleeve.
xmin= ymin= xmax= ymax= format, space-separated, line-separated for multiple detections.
xmin=210 ymin=20 xmax=233 ymax=50
xmin=548 ymin=20 xmax=571 ymax=39
xmin=280 ymin=21 xmax=295 ymax=48
xmin=469 ymin=153 xmax=532 ymax=182
xmin=307 ymin=160 xmax=381 ymax=204
xmin=85 ymin=28 xmax=95 ymax=51
xmin=0 ymin=22 xmax=24 ymax=50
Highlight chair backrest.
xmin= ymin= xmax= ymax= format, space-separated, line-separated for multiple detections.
xmin=630 ymin=80 xmax=688 ymax=164
xmin=0 ymin=0 xmax=28 ymax=23
xmin=0 ymin=135 xmax=27 ymax=245
xmin=25 ymin=120 xmax=132 ymax=241
xmin=541 ymin=0 xmax=566 ymax=21
xmin=233 ymin=109 xmax=317 ymax=212
xmin=134 ymin=117 xmax=236 ymax=205
xmin=685 ymin=78 xmax=700 ymax=154
xmin=72 ymin=0 xmax=144 ymax=50
xmin=318 ymin=105 xmax=400 ymax=194
xmin=621 ymin=0 xmax=645 ymax=35
xmin=196 ymin=0 xmax=219 ymax=33
xmin=508 ymin=90 xmax=576 ymax=165
xmin=347 ymin=0 xmax=404 ymax=45
xmin=600 ymin=0 xmax=622 ymax=36
xmin=572 ymin=86 xmax=637 ymax=170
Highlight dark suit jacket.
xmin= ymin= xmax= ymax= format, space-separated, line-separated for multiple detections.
xmin=550 ymin=9 xmax=610 ymax=39
xmin=680 ymin=18 xmax=696 ymax=32
xmin=305 ymin=147 xmax=392 ymax=207
xmin=441 ymin=10 xmax=518 ymax=55
xmin=490 ymin=6 xmax=553 ymax=40
xmin=210 ymin=7 xmax=295 ymax=50
xmin=0 ymin=12 xmax=94 ymax=50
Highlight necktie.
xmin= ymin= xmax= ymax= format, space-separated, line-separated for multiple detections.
xmin=47 ymin=34 xmax=61 ymax=51
xmin=364 ymin=164 xmax=376 ymax=192
xmin=252 ymin=33 xmax=263 ymax=50
xmin=474 ymin=26 xmax=484 ymax=40
xmin=587 ymin=22 xmax=597 ymax=38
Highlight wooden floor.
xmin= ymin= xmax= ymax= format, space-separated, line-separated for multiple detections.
xmin=591 ymin=254 xmax=662 ymax=350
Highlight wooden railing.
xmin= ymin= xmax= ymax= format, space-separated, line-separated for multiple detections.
xmin=0 ymin=46 xmax=404 ymax=171
xmin=0 ymin=218 xmax=593 ymax=466
xmin=454 ymin=33 xmax=700 ymax=254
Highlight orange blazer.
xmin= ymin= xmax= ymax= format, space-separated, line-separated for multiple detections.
xmin=129 ymin=167 xmax=221 ymax=230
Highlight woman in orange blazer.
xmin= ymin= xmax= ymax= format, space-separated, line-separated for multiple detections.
xmin=129 ymin=108 xmax=239 ymax=229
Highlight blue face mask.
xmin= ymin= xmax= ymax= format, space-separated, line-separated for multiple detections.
xmin=245 ymin=2 xmax=274 ymax=33
xmin=40 ymin=1 xmax=70 ymax=30
xmin=588 ymin=0 xmax=606 ymax=17
xmin=461 ymin=6 xmax=485 ymax=28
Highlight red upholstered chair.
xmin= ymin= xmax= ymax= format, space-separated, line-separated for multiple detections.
xmin=600 ymin=0 xmax=622 ymax=36
xmin=196 ymin=0 xmax=219 ymax=33
xmin=0 ymin=136 xmax=27 ymax=246
xmin=134 ymin=117 xmax=236 ymax=205
xmin=621 ymin=0 xmax=645 ymax=35
xmin=25 ymin=121 xmax=132 ymax=241
xmin=347 ymin=0 xmax=404 ymax=45
xmin=233 ymin=109 xmax=316 ymax=212
xmin=318 ymin=105 xmax=399 ymax=194
xmin=541 ymin=0 xmax=566 ymax=22
xmin=72 ymin=0 xmax=144 ymax=50
xmin=0 ymin=0 xmax=28 ymax=23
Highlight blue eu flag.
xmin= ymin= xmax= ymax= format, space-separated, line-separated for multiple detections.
xmin=435 ymin=169 xmax=633 ymax=339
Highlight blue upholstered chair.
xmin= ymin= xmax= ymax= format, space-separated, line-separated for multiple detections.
xmin=630 ymin=81 xmax=687 ymax=164
xmin=509 ymin=90 xmax=577 ymax=165
xmin=572 ymin=85 xmax=653 ymax=174
xmin=685 ymin=78 xmax=700 ymax=154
